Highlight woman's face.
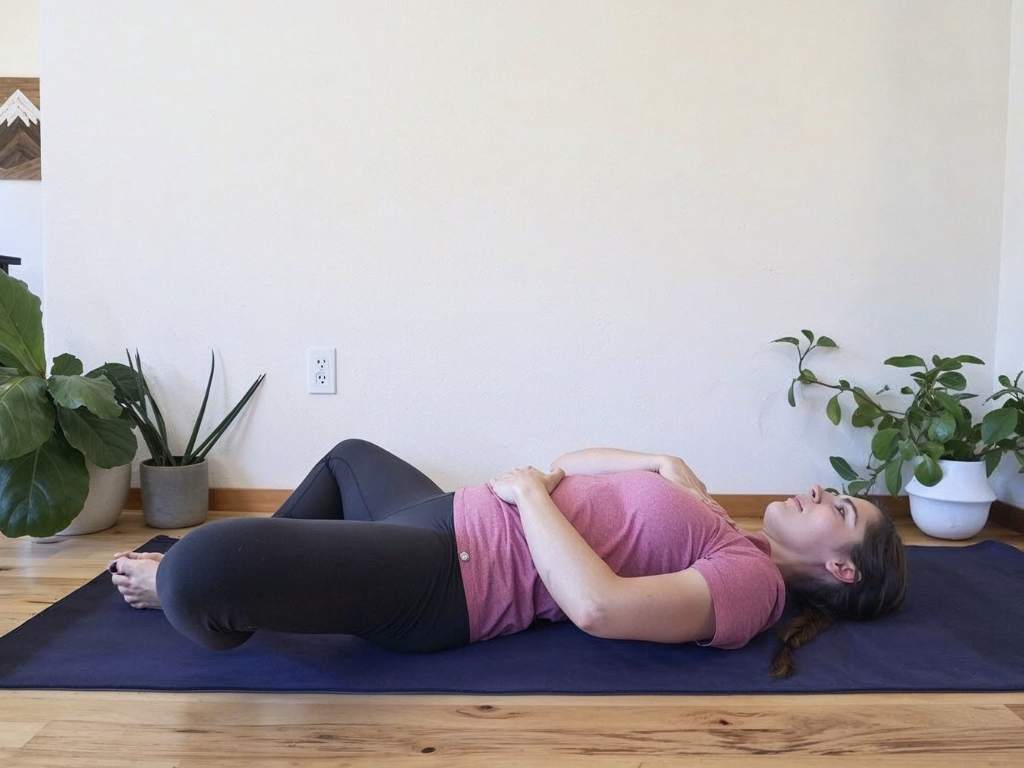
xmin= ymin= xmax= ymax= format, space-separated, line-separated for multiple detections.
xmin=763 ymin=484 xmax=882 ymax=581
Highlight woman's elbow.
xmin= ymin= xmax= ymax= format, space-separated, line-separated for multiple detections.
xmin=570 ymin=598 xmax=612 ymax=638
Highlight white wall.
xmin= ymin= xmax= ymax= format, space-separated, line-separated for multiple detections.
xmin=40 ymin=1 xmax=1017 ymax=498
xmin=993 ymin=0 xmax=1024 ymax=507
xmin=0 ymin=0 xmax=42 ymax=299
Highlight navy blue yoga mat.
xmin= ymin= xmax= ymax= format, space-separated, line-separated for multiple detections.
xmin=2 ymin=536 xmax=1023 ymax=694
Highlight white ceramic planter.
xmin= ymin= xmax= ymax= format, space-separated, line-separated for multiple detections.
xmin=906 ymin=459 xmax=995 ymax=540
xmin=31 ymin=462 xmax=132 ymax=542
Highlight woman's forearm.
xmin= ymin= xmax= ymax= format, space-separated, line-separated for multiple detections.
xmin=550 ymin=447 xmax=668 ymax=476
xmin=514 ymin=483 xmax=617 ymax=630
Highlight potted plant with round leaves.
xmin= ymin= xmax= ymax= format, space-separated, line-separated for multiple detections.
xmin=93 ymin=351 xmax=265 ymax=529
xmin=0 ymin=271 xmax=138 ymax=538
xmin=773 ymin=330 xmax=1024 ymax=539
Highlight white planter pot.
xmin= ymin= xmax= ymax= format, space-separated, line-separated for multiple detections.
xmin=906 ymin=459 xmax=995 ymax=540
xmin=32 ymin=462 xmax=132 ymax=542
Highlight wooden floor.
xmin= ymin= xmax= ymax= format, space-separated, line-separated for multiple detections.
xmin=2 ymin=510 xmax=1024 ymax=767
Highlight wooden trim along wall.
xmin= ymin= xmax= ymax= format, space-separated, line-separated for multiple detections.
xmin=126 ymin=488 xmax=292 ymax=515
xmin=124 ymin=490 xmax=915 ymax=518
xmin=124 ymin=489 xmax=1023 ymax=533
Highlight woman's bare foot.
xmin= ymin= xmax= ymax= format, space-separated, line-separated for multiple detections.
xmin=109 ymin=552 xmax=165 ymax=610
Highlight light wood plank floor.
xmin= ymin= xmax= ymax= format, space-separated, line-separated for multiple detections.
xmin=2 ymin=509 xmax=1024 ymax=767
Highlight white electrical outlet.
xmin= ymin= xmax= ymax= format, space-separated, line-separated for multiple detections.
xmin=308 ymin=347 xmax=336 ymax=394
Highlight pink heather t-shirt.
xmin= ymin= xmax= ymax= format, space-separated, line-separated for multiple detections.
xmin=453 ymin=470 xmax=786 ymax=650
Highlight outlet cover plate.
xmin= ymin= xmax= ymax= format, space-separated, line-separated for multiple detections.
xmin=308 ymin=347 xmax=336 ymax=394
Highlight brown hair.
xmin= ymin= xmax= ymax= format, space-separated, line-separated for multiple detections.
xmin=768 ymin=506 xmax=908 ymax=678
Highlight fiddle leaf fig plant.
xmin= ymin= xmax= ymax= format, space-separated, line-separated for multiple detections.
xmin=773 ymin=330 xmax=1024 ymax=497
xmin=0 ymin=271 xmax=138 ymax=538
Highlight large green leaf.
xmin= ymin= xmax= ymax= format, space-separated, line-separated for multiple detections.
xmin=51 ymin=353 xmax=83 ymax=376
xmin=982 ymin=408 xmax=1019 ymax=445
xmin=0 ymin=432 xmax=89 ymax=538
xmin=0 ymin=375 xmax=54 ymax=459
xmin=56 ymin=405 xmax=138 ymax=469
xmin=0 ymin=272 xmax=46 ymax=378
xmin=85 ymin=362 xmax=141 ymax=402
xmin=47 ymin=375 xmax=121 ymax=420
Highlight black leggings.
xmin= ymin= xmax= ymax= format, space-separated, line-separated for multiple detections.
xmin=154 ymin=439 xmax=471 ymax=653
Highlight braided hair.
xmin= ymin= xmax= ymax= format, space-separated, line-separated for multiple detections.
xmin=768 ymin=506 xmax=908 ymax=678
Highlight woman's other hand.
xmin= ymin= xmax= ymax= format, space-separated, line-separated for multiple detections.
xmin=658 ymin=456 xmax=713 ymax=503
xmin=487 ymin=466 xmax=566 ymax=505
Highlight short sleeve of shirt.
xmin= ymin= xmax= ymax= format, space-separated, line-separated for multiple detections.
xmin=690 ymin=544 xmax=786 ymax=650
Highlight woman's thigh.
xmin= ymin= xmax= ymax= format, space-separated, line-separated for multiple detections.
xmin=156 ymin=516 xmax=469 ymax=653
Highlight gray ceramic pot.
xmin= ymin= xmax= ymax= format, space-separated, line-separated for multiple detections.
xmin=140 ymin=458 xmax=209 ymax=529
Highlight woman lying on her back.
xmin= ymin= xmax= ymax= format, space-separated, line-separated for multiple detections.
xmin=109 ymin=439 xmax=908 ymax=677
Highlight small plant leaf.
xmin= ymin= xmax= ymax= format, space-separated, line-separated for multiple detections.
xmin=885 ymin=355 xmax=926 ymax=368
xmin=885 ymin=459 xmax=903 ymax=497
xmin=830 ymin=456 xmax=859 ymax=481
xmin=772 ymin=337 xmax=800 ymax=346
xmin=932 ymin=390 xmax=965 ymax=420
xmin=871 ymin=428 xmax=901 ymax=461
xmin=826 ymin=395 xmax=841 ymax=425
xmin=956 ymin=355 xmax=984 ymax=365
xmin=982 ymin=408 xmax=1018 ymax=445
xmin=936 ymin=371 xmax=967 ymax=391
xmin=900 ymin=386 xmax=914 ymax=395
xmin=851 ymin=408 xmax=874 ymax=428
xmin=816 ymin=336 xmax=837 ymax=348
xmin=914 ymin=455 xmax=943 ymax=486
xmin=898 ymin=439 xmax=918 ymax=460
xmin=787 ymin=380 xmax=796 ymax=407
xmin=927 ymin=412 xmax=957 ymax=443
xmin=798 ymin=369 xmax=818 ymax=384
xmin=985 ymin=451 xmax=1002 ymax=477
xmin=848 ymin=479 xmax=870 ymax=496
xmin=801 ymin=330 xmax=815 ymax=343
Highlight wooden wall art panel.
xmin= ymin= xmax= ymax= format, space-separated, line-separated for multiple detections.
xmin=0 ymin=77 xmax=41 ymax=180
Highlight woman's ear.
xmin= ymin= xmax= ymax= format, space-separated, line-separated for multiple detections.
xmin=825 ymin=558 xmax=859 ymax=584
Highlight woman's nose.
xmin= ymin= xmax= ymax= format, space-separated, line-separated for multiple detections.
xmin=810 ymin=484 xmax=822 ymax=503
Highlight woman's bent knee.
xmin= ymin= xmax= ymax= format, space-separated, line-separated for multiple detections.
xmin=328 ymin=438 xmax=376 ymax=460
xmin=156 ymin=521 xmax=258 ymax=651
